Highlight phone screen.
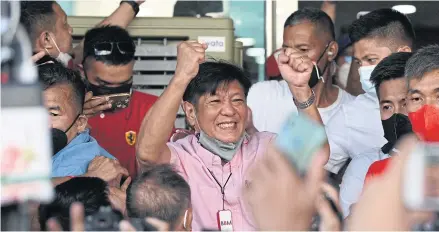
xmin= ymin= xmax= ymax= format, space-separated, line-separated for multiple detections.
xmin=108 ymin=93 xmax=130 ymax=110
xmin=92 ymin=93 xmax=131 ymax=110
xmin=275 ymin=113 xmax=327 ymax=174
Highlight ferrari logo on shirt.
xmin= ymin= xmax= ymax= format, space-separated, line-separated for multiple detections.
xmin=125 ymin=130 xmax=136 ymax=146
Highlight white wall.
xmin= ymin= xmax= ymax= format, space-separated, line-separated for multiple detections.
xmin=74 ymin=0 xmax=178 ymax=17
xmin=274 ymin=0 xmax=298 ymax=50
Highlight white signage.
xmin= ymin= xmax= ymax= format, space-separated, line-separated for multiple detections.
xmin=198 ymin=36 xmax=226 ymax=52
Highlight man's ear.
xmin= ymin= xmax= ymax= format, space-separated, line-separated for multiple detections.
xmin=327 ymin=40 xmax=339 ymax=62
xmin=397 ymin=45 xmax=411 ymax=53
xmin=185 ymin=208 xmax=193 ymax=231
xmin=183 ymin=101 xmax=196 ymax=129
xmin=76 ymin=114 xmax=88 ymax=133
xmin=38 ymin=31 xmax=54 ymax=51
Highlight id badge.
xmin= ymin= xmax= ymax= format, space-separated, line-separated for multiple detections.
xmin=217 ymin=210 xmax=233 ymax=231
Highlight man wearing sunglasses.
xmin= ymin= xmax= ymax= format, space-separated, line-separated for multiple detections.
xmin=21 ymin=0 xmax=145 ymax=69
xmin=82 ymin=25 xmax=158 ymax=178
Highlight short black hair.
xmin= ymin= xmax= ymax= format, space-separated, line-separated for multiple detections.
xmin=20 ymin=1 xmax=56 ymax=45
xmin=83 ymin=25 xmax=135 ymax=67
xmin=38 ymin=59 xmax=86 ymax=113
xmin=126 ymin=164 xmax=191 ymax=229
xmin=405 ymin=44 xmax=439 ymax=81
xmin=348 ymin=8 xmax=415 ymax=50
xmin=370 ymin=52 xmax=412 ymax=98
xmin=182 ymin=61 xmax=251 ymax=106
xmin=38 ymin=177 xmax=110 ymax=230
xmin=284 ymin=7 xmax=335 ymax=41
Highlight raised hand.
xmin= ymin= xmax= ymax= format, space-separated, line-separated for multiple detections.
xmin=276 ymin=48 xmax=314 ymax=88
xmin=174 ymin=41 xmax=207 ymax=83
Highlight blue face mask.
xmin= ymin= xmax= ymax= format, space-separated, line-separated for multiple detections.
xmin=197 ymin=130 xmax=245 ymax=161
xmin=194 ymin=112 xmax=245 ymax=161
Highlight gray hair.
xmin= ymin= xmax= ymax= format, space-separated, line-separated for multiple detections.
xmin=405 ymin=44 xmax=439 ymax=80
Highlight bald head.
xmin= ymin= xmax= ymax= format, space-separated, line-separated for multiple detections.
xmin=126 ymin=165 xmax=190 ymax=229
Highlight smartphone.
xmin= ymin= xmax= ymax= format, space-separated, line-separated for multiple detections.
xmin=92 ymin=93 xmax=130 ymax=110
xmin=275 ymin=113 xmax=327 ymax=174
xmin=404 ymin=143 xmax=439 ymax=211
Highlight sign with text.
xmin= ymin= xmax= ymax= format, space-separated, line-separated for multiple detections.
xmin=198 ymin=36 xmax=226 ymax=52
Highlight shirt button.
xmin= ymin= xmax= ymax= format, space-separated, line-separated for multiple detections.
xmin=100 ymin=113 xmax=105 ymax=119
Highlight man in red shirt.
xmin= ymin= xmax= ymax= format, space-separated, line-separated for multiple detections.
xmin=81 ymin=26 xmax=158 ymax=178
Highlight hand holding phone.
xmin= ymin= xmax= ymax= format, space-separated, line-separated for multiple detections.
xmin=83 ymin=93 xmax=112 ymax=117
xmin=84 ymin=92 xmax=130 ymax=117
xmin=275 ymin=113 xmax=327 ymax=174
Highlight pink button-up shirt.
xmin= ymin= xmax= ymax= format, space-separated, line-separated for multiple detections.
xmin=167 ymin=132 xmax=276 ymax=231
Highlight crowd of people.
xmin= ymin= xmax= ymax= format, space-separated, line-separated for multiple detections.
xmin=8 ymin=0 xmax=439 ymax=230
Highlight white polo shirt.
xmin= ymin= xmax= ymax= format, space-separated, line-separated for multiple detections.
xmin=339 ymin=148 xmax=389 ymax=217
xmin=324 ymin=92 xmax=388 ymax=173
xmin=247 ymin=80 xmax=355 ymax=173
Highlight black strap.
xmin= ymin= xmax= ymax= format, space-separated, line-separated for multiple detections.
xmin=120 ymin=1 xmax=140 ymax=16
xmin=207 ymin=169 xmax=232 ymax=210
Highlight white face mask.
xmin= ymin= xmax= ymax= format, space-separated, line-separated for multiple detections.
xmin=337 ymin=62 xmax=350 ymax=89
xmin=358 ymin=65 xmax=377 ymax=95
xmin=45 ymin=34 xmax=73 ymax=68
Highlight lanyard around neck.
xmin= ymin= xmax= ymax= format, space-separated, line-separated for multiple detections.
xmin=207 ymin=168 xmax=232 ymax=210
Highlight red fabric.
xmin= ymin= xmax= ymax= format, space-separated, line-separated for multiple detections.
xmin=408 ymin=105 xmax=439 ymax=142
xmin=266 ymin=48 xmax=282 ymax=79
xmin=364 ymin=158 xmax=392 ymax=184
xmin=88 ymin=91 xmax=158 ymax=178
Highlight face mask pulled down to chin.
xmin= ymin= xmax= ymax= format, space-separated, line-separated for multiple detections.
xmin=44 ymin=33 xmax=73 ymax=69
xmin=193 ymin=112 xmax=245 ymax=161
xmin=197 ymin=130 xmax=245 ymax=161
xmin=308 ymin=44 xmax=331 ymax=88
xmin=358 ymin=65 xmax=377 ymax=95
xmin=408 ymin=105 xmax=439 ymax=142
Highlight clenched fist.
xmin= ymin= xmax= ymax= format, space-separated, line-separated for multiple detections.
xmin=174 ymin=41 xmax=207 ymax=82
xmin=276 ymin=48 xmax=314 ymax=88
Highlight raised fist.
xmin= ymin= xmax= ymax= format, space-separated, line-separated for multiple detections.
xmin=174 ymin=41 xmax=207 ymax=82
xmin=276 ymin=48 xmax=314 ymax=88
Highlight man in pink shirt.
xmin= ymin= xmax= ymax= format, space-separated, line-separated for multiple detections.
xmin=136 ymin=41 xmax=327 ymax=230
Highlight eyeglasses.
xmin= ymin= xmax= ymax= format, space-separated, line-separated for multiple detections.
xmin=93 ymin=42 xmax=136 ymax=56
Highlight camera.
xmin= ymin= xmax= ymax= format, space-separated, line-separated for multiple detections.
xmin=84 ymin=206 xmax=157 ymax=231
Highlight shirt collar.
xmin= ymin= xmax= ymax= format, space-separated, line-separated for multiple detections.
xmin=191 ymin=134 xmax=249 ymax=169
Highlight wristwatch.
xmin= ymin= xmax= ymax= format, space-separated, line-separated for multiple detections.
xmin=121 ymin=0 xmax=140 ymax=16
xmin=293 ymin=89 xmax=316 ymax=109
